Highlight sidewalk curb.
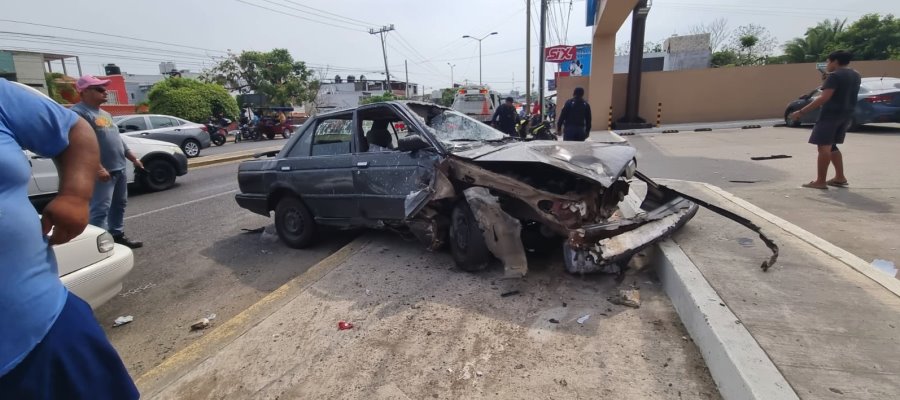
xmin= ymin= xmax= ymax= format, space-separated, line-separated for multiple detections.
xmin=655 ymin=239 xmax=800 ymax=400
xmin=188 ymin=146 xmax=282 ymax=169
xmin=693 ymin=182 xmax=900 ymax=297
xmin=135 ymin=236 xmax=368 ymax=398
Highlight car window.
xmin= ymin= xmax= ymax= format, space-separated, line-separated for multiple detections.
xmin=311 ymin=116 xmax=353 ymax=156
xmin=149 ymin=116 xmax=178 ymax=129
xmin=119 ymin=117 xmax=148 ymax=132
xmin=357 ymin=105 xmax=423 ymax=152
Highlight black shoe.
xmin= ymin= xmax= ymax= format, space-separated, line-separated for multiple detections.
xmin=114 ymin=234 xmax=143 ymax=249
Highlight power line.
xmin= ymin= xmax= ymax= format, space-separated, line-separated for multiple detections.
xmin=278 ymin=0 xmax=373 ymax=27
xmin=254 ymin=0 xmax=370 ymax=29
xmin=233 ymin=0 xmax=368 ymax=32
xmin=0 ymin=19 xmax=227 ymax=55
xmin=0 ymin=32 xmax=220 ymax=62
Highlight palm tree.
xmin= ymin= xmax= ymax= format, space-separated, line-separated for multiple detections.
xmin=783 ymin=19 xmax=846 ymax=63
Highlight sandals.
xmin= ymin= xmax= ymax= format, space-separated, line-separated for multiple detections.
xmin=826 ymin=179 xmax=849 ymax=188
xmin=802 ymin=182 xmax=828 ymax=190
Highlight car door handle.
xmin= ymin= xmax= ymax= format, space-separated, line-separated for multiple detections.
xmin=141 ymin=132 xmax=149 ymax=135
xmin=356 ymin=161 xmax=369 ymax=168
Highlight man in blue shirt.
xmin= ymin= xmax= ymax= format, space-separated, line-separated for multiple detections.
xmin=0 ymin=79 xmax=138 ymax=398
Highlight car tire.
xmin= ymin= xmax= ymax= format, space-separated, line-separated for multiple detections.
xmin=784 ymin=109 xmax=801 ymax=127
xmin=266 ymin=132 xmax=276 ymax=140
xmin=182 ymin=139 xmax=201 ymax=158
xmin=274 ymin=196 xmax=316 ymax=249
xmin=140 ymin=159 xmax=177 ymax=191
xmin=282 ymin=128 xmax=292 ymax=139
xmin=449 ymin=200 xmax=491 ymax=272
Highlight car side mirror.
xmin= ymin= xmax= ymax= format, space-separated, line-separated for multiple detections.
xmin=119 ymin=127 xmax=126 ymax=133
xmin=397 ymin=134 xmax=431 ymax=152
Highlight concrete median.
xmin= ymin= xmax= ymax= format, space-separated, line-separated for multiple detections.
xmin=187 ymin=146 xmax=282 ymax=168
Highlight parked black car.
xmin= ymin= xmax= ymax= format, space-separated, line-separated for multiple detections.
xmin=784 ymin=77 xmax=900 ymax=130
xmin=235 ymin=101 xmax=698 ymax=276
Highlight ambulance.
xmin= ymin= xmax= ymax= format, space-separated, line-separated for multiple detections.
xmin=450 ymin=86 xmax=501 ymax=123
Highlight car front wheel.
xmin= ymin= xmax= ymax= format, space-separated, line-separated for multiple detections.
xmin=140 ymin=159 xmax=177 ymax=191
xmin=449 ymin=200 xmax=491 ymax=272
xmin=182 ymin=139 xmax=201 ymax=157
xmin=282 ymin=128 xmax=292 ymax=139
xmin=275 ymin=196 xmax=316 ymax=249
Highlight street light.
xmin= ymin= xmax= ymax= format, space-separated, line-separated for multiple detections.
xmin=462 ymin=32 xmax=498 ymax=86
xmin=447 ymin=63 xmax=456 ymax=87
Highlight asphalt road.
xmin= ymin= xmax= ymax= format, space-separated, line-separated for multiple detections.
xmin=95 ymin=160 xmax=353 ymax=377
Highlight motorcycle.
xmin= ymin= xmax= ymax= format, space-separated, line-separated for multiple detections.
xmin=235 ymin=123 xmax=259 ymax=143
xmin=515 ymin=114 xmax=558 ymax=141
xmin=205 ymin=118 xmax=231 ymax=146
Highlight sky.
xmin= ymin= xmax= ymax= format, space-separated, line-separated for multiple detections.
xmin=2 ymin=0 xmax=897 ymax=95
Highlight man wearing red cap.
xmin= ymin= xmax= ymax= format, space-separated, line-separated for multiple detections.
xmin=71 ymin=75 xmax=144 ymax=248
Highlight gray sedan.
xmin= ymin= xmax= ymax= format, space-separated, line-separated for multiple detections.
xmin=113 ymin=114 xmax=211 ymax=157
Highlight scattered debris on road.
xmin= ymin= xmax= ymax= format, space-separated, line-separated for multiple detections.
xmin=500 ymin=290 xmax=520 ymax=298
xmin=608 ymin=289 xmax=642 ymax=308
xmin=750 ymin=154 xmax=792 ymax=160
xmin=190 ymin=313 xmax=217 ymax=331
xmin=576 ymin=314 xmax=591 ymax=324
xmin=240 ymin=227 xmax=265 ymax=234
xmin=338 ymin=321 xmax=354 ymax=330
xmin=871 ymin=259 xmax=897 ymax=277
xmin=549 ymin=318 xmax=560 ymax=324
xmin=728 ymin=180 xmax=763 ymax=184
xmin=113 ymin=315 xmax=134 ymax=327
xmin=191 ymin=318 xmax=211 ymax=331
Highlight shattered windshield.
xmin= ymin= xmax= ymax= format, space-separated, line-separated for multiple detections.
xmin=408 ymin=104 xmax=506 ymax=145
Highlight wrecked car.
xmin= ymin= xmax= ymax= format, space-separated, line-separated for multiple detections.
xmin=235 ymin=101 xmax=700 ymax=277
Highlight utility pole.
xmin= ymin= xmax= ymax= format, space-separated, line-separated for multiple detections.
xmin=538 ymin=0 xmax=547 ymax=119
xmin=369 ymin=24 xmax=395 ymax=91
xmin=525 ymin=0 xmax=531 ymax=115
xmin=405 ymin=60 xmax=409 ymax=98
xmin=447 ymin=63 xmax=455 ymax=88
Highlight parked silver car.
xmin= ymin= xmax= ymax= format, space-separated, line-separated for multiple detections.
xmin=113 ymin=114 xmax=211 ymax=157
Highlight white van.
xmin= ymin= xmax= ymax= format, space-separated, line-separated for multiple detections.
xmin=450 ymin=87 xmax=501 ymax=123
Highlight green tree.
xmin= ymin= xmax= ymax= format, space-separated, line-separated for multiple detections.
xmin=783 ymin=19 xmax=846 ymax=63
xmin=727 ymin=24 xmax=778 ymax=66
xmin=147 ymin=77 xmax=239 ymax=123
xmin=710 ymin=50 xmax=738 ymax=67
xmin=201 ymin=48 xmax=316 ymax=106
xmin=832 ymin=14 xmax=900 ymax=61
xmin=359 ymin=92 xmax=401 ymax=105
xmin=44 ymin=72 xmax=74 ymax=104
xmin=439 ymin=88 xmax=455 ymax=107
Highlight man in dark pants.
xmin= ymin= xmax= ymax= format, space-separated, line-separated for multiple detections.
xmin=791 ymin=50 xmax=861 ymax=190
xmin=557 ymin=87 xmax=592 ymax=141
xmin=491 ymin=97 xmax=518 ymax=136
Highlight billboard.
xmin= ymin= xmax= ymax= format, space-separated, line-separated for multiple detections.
xmin=559 ymin=44 xmax=592 ymax=76
xmin=545 ymin=45 xmax=577 ymax=62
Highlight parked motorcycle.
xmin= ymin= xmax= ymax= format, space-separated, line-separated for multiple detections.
xmin=235 ymin=123 xmax=259 ymax=143
xmin=515 ymin=114 xmax=558 ymax=141
xmin=205 ymin=117 xmax=231 ymax=146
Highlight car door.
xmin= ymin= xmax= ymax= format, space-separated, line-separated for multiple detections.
xmin=118 ymin=116 xmax=150 ymax=137
xmin=25 ymin=150 xmax=59 ymax=194
xmin=352 ymin=104 xmax=443 ymax=220
xmin=146 ymin=116 xmax=184 ymax=143
xmin=274 ymin=112 xmax=359 ymax=220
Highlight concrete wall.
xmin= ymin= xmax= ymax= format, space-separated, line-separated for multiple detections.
xmin=563 ymin=60 xmax=900 ymax=128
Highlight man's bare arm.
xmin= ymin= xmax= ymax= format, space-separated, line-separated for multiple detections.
xmin=42 ymin=118 xmax=100 ymax=245
xmin=791 ymin=89 xmax=834 ymax=120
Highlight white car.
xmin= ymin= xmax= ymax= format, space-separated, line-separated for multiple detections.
xmin=55 ymin=224 xmax=134 ymax=309
xmin=27 ymin=135 xmax=189 ymax=208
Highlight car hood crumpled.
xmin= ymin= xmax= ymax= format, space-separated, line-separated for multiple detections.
xmin=450 ymin=139 xmax=636 ymax=188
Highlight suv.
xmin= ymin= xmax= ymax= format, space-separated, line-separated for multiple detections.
xmin=450 ymin=87 xmax=501 ymax=123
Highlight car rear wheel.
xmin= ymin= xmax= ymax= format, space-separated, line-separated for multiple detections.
xmin=784 ymin=109 xmax=801 ymax=127
xmin=140 ymin=159 xmax=177 ymax=191
xmin=282 ymin=128 xmax=292 ymax=139
xmin=182 ymin=139 xmax=201 ymax=157
xmin=275 ymin=196 xmax=316 ymax=249
xmin=449 ymin=200 xmax=491 ymax=272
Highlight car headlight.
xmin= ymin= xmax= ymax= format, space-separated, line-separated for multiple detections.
xmin=624 ymin=159 xmax=637 ymax=180
xmin=97 ymin=232 xmax=115 ymax=253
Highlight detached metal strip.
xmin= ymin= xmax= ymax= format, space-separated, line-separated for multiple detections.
xmin=635 ymin=172 xmax=779 ymax=271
